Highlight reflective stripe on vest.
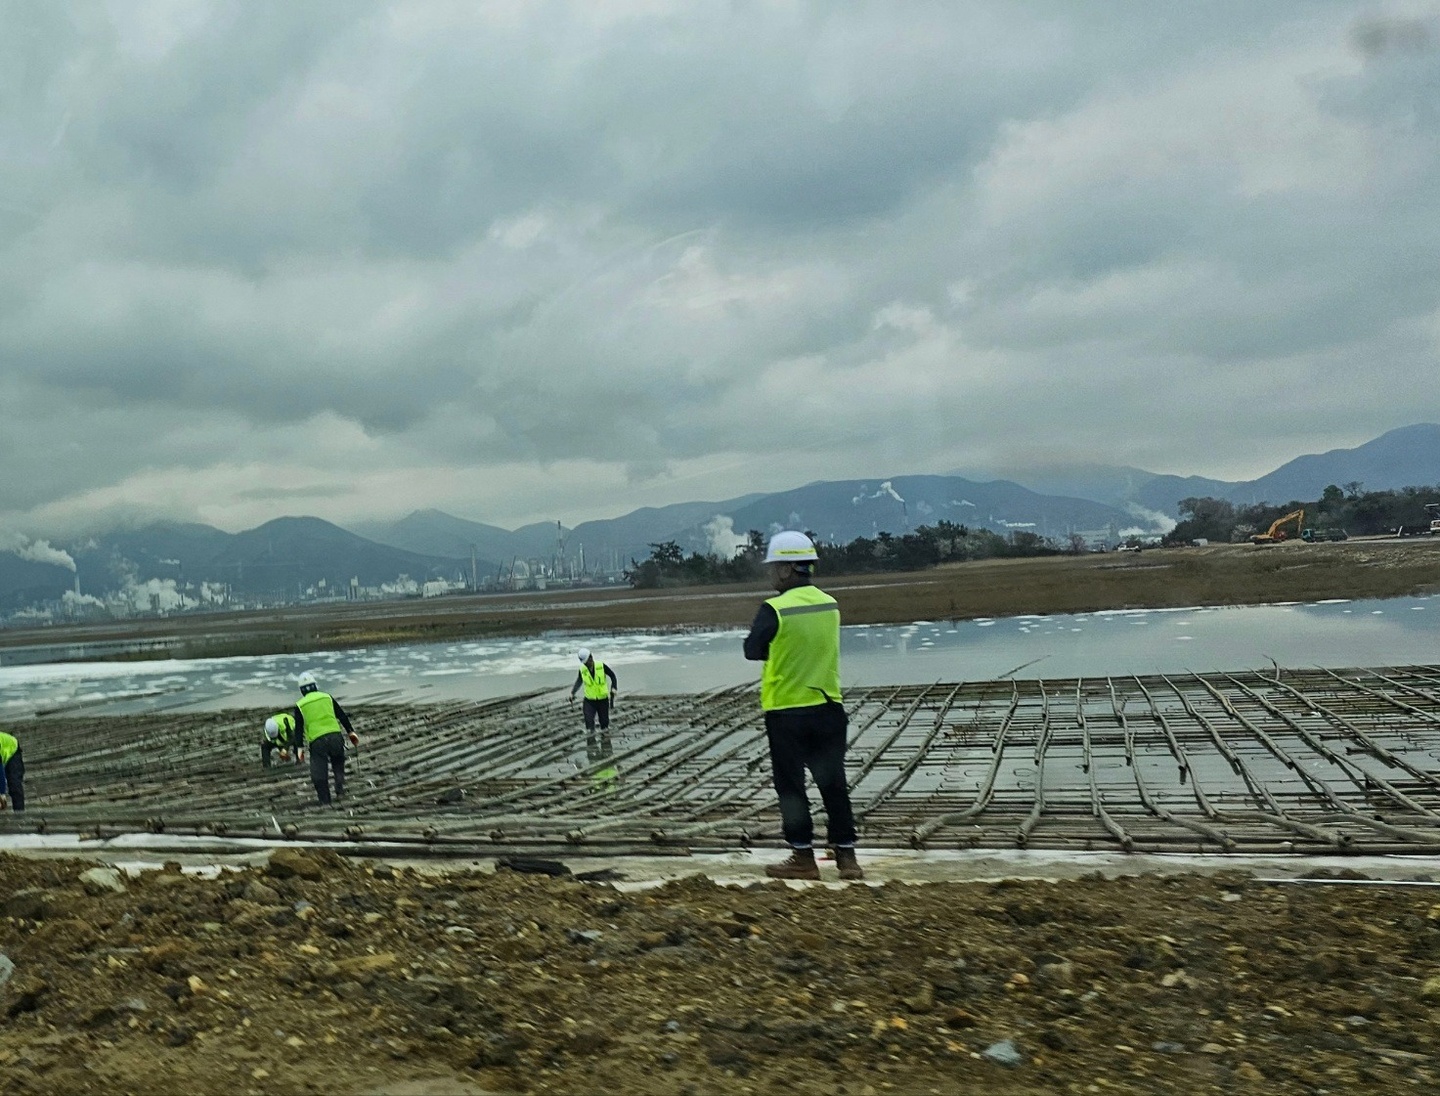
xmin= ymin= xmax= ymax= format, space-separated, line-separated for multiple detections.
xmin=760 ymin=585 xmax=842 ymax=711
xmin=296 ymin=691 xmax=342 ymax=744
xmin=580 ymin=660 xmax=610 ymax=701
xmin=0 ymin=732 xmax=17 ymax=765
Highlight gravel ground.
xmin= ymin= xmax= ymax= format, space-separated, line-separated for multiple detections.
xmin=5 ymin=849 xmax=1440 ymax=1094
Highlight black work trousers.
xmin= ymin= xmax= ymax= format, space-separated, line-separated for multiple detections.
xmin=308 ymin=732 xmax=346 ymax=806
xmin=3 ymin=749 xmax=24 ymax=813
xmin=582 ymin=698 xmax=610 ymax=732
xmin=765 ymin=702 xmax=856 ymax=848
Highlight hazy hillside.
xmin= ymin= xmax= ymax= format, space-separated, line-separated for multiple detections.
xmin=565 ymin=495 xmax=766 ymax=569
xmin=1226 ymin=423 xmax=1440 ymax=506
xmin=351 ymin=510 xmax=550 ymax=567
xmin=992 ymin=424 xmax=1440 ymax=517
xmin=0 ymin=554 xmax=73 ymax=611
xmin=219 ymin=517 xmax=474 ymax=595
xmin=707 ymin=476 xmax=1137 ymax=547
xmin=52 ymin=518 xmax=477 ymax=601
xmin=9 ymin=424 xmax=1440 ymax=608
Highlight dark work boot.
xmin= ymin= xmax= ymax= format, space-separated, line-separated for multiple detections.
xmin=834 ymin=847 xmax=864 ymax=881
xmin=765 ymin=847 xmax=820 ymax=881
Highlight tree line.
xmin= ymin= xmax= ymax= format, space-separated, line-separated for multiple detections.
xmin=1165 ymin=483 xmax=1440 ymax=545
xmin=624 ymin=521 xmax=1060 ymax=588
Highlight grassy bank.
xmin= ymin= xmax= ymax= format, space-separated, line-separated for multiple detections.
xmin=4 ymin=538 xmax=1439 ymax=662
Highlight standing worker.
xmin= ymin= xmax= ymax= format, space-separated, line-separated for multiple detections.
xmin=743 ymin=531 xmax=862 ymax=881
xmin=569 ymin=648 xmax=619 ymax=751
xmin=289 ymin=672 xmax=359 ymax=807
xmin=261 ymin=712 xmax=300 ymax=768
xmin=0 ymin=727 xmax=25 ymax=813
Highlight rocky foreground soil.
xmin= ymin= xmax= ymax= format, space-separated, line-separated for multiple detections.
xmin=4 ymin=851 xmax=1440 ymax=1095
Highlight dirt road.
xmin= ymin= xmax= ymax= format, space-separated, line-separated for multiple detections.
xmin=4 ymin=849 xmax=1440 ymax=1094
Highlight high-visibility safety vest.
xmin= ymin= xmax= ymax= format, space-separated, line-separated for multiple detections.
xmin=296 ymin=691 xmax=343 ymax=744
xmin=760 ymin=585 xmax=843 ymax=712
xmin=0 ymin=731 xmax=17 ymax=764
xmin=579 ymin=660 xmax=611 ymax=701
xmin=265 ymin=713 xmax=296 ymax=741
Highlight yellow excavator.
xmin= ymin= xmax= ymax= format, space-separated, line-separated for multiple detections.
xmin=1251 ymin=509 xmax=1305 ymax=544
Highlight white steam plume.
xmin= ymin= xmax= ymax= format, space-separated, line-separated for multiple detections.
xmin=0 ymin=532 xmax=77 ymax=571
xmin=1123 ymin=503 xmax=1178 ymax=535
xmin=703 ymin=515 xmax=748 ymax=558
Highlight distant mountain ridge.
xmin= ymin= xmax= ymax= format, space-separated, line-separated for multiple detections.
xmin=350 ymin=510 xmax=560 ymax=568
xmin=1 ymin=517 xmax=486 ymax=606
xmin=994 ymin=424 xmax=1440 ymax=517
xmin=7 ymin=424 xmax=1440 ymax=608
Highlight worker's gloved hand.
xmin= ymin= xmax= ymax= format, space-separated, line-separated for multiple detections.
xmin=569 ymin=696 xmax=575 ymax=708
xmin=0 ymin=795 xmax=8 ymax=812
xmin=348 ymin=732 xmax=360 ymax=747
xmin=297 ymin=749 xmax=305 ymax=763
xmin=278 ymin=749 xmax=289 ymax=762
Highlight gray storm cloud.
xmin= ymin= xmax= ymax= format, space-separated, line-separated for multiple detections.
xmin=2 ymin=2 xmax=1439 ymax=534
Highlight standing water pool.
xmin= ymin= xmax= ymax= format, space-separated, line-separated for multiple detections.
xmin=1 ymin=595 xmax=1436 ymax=718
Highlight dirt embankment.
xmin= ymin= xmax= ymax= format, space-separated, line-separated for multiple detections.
xmin=4 ymin=851 xmax=1440 ymax=1095
xmin=6 ymin=538 xmax=1440 ymax=663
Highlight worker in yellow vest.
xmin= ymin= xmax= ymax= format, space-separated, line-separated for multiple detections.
xmin=0 ymin=728 xmax=25 ymax=813
xmin=743 ymin=531 xmax=861 ymax=881
xmin=288 ymin=671 xmax=359 ymax=807
xmin=569 ymin=646 xmax=618 ymax=745
xmin=261 ymin=712 xmax=300 ymax=768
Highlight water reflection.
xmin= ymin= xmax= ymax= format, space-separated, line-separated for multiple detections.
xmin=1 ymin=596 xmax=1435 ymax=718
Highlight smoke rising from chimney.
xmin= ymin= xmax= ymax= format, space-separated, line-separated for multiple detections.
xmin=1 ymin=533 xmax=77 ymax=571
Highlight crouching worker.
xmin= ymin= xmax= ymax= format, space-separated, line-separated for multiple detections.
xmin=0 ymin=728 xmax=26 ymax=813
xmin=290 ymin=672 xmax=359 ymax=807
xmin=261 ymin=712 xmax=300 ymax=768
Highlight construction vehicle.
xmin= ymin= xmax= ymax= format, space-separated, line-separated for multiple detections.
xmin=1251 ymin=509 xmax=1305 ymax=544
xmin=1428 ymin=503 xmax=1440 ymax=535
xmin=1300 ymin=526 xmax=1348 ymax=542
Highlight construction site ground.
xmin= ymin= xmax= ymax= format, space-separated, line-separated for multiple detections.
xmin=6 ymin=845 xmax=1440 ymax=1096
xmin=5 ymin=661 xmax=1440 ymax=1091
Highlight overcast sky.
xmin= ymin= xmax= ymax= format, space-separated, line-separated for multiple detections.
xmin=3 ymin=1 xmax=1438 ymax=535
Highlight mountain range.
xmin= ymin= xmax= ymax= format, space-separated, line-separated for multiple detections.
xmin=5 ymin=423 xmax=1439 ymax=611
xmin=994 ymin=423 xmax=1440 ymax=517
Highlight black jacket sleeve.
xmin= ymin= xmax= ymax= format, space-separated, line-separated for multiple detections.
xmin=605 ymin=665 xmax=618 ymax=691
xmin=332 ymin=700 xmax=355 ymax=735
xmin=743 ymin=602 xmax=779 ymax=661
xmin=289 ymin=705 xmax=304 ymax=744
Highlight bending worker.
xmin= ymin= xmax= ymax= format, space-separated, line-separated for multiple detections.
xmin=569 ymin=648 xmax=618 ymax=747
xmin=0 ymin=727 xmax=25 ymax=813
xmin=289 ymin=672 xmax=359 ymax=807
xmin=743 ymin=531 xmax=862 ymax=881
xmin=261 ymin=712 xmax=301 ymax=768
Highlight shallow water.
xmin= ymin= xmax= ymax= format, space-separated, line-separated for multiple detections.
xmin=2 ymin=595 xmax=1436 ymax=718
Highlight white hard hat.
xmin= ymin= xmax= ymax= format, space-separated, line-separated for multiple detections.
xmin=296 ymin=670 xmax=318 ymax=691
xmin=576 ymin=648 xmax=591 ymax=663
xmin=764 ymin=531 xmax=818 ymax=564
xmin=264 ymin=717 xmax=281 ymax=741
